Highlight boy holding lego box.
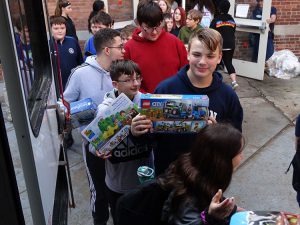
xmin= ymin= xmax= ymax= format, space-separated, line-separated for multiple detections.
xmin=131 ymin=28 xmax=243 ymax=175
xmin=92 ymin=60 xmax=154 ymax=224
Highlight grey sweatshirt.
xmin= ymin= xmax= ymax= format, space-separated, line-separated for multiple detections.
xmin=63 ymin=55 xmax=113 ymax=106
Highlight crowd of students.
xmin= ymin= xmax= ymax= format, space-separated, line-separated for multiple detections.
xmin=47 ymin=0 xmax=282 ymax=225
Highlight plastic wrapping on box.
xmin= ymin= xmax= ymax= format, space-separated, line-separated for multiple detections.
xmin=266 ymin=50 xmax=300 ymax=79
xmin=58 ymin=98 xmax=97 ymax=129
xmin=140 ymin=94 xmax=209 ymax=133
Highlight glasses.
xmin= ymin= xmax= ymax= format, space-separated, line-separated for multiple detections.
xmin=117 ymin=76 xmax=143 ymax=84
xmin=141 ymin=23 xmax=162 ymax=34
xmin=104 ymin=44 xmax=125 ymax=50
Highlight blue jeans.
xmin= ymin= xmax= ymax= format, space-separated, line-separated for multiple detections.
xmin=297 ymin=192 xmax=300 ymax=207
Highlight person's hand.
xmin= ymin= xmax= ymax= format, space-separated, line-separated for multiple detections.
xmin=207 ymin=116 xmax=217 ymax=125
xmin=131 ymin=113 xmax=152 ymax=137
xmin=208 ymin=189 xmax=235 ymax=220
xmin=95 ymin=150 xmax=112 ymax=159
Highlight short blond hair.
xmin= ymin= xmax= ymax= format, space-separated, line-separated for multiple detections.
xmin=188 ymin=28 xmax=223 ymax=53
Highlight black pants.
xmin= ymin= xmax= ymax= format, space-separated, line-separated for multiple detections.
xmin=222 ymin=49 xmax=236 ymax=75
xmin=84 ymin=144 xmax=109 ymax=225
xmin=106 ymin=187 xmax=123 ymax=225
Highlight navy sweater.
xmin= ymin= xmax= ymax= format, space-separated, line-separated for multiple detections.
xmin=55 ymin=36 xmax=83 ymax=90
xmin=153 ymin=65 xmax=243 ymax=174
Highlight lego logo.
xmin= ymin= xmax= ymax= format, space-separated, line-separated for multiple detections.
xmin=142 ymin=100 xmax=150 ymax=108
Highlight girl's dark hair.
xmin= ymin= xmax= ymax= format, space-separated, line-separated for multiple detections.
xmin=54 ymin=0 xmax=70 ymax=16
xmin=158 ymin=123 xmax=244 ymax=212
xmin=93 ymin=0 xmax=105 ymax=11
xmin=218 ymin=0 xmax=230 ymax=14
xmin=110 ymin=60 xmax=141 ymax=81
xmin=137 ymin=0 xmax=163 ymax=27
xmin=88 ymin=0 xmax=105 ymax=32
xmin=194 ymin=0 xmax=215 ymax=15
xmin=173 ymin=7 xmax=186 ymax=27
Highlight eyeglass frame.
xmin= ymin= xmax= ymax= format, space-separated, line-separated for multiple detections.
xmin=103 ymin=44 xmax=125 ymax=51
xmin=117 ymin=75 xmax=143 ymax=84
xmin=140 ymin=22 xmax=163 ymax=34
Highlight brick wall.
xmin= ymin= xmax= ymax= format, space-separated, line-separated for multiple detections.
xmin=47 ymin=0 xmax=133 ymax=31
xmin=46 ymin=0 xmax=300 ymax=58
xmin=272 ymin=0 xmax=300 ymax=57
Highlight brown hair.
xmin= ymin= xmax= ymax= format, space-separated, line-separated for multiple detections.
xmin=137 ymin=0 xmax=163 ymax=27
xmin=50 ymin=15 xmax=67 ymax=27
xmin=110 ymin=60 xmax=141 ymax=81
xmin=158 ymin=123 xmax=244 ymax=212
xmin=188 ymin=28 xmax=223 ymax=53
xmin=187 ymin=9 xmax=202 ymax=21
xmin=54 ymin=0 xmax=71 ymax=16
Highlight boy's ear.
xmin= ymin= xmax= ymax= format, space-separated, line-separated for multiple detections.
xmin=104 ymin=46 xmax=110 ymax=56
xmin=112 ymin=80 xmax=118 ymax=88
xmin=195 ymin=19 xmax=200 ymax=24
xmin=217 ymin=51 xmax=223 ymax=64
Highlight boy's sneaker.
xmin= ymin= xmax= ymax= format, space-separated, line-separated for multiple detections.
xmin=231 ymin=81 xmax=239 ymax=90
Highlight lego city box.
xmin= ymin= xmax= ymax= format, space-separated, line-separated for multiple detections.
xmin=140 ymin=94 xmax=209 ymax=133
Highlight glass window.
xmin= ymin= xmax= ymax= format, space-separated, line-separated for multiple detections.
xmin=8 ymin=0 xmax=53 ymax=136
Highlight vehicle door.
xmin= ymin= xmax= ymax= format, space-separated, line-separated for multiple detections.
xmin=0 ymin=0 xmax=69 ymax=224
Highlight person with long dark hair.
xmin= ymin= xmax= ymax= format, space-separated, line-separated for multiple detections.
xmin=88 ymin=0 xmax=106 ymax=34
xmin=54 ymin=0 xmax=78 ymax=41
xmin=159 ymin=123 xmax=245 ymax=224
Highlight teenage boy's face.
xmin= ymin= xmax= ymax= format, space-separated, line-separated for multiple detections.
xmin=164 ymin=18 xmax=173 ymax=32
xmin=188 ymin=38 xmax=222 ymax=80
xmin=51 ymin=24 xmax=66 ymax=41
xmin=140 ymin=22 xmax=163 ymax=41
xmin=186 ymin=16 xmax=199 ymax=29
xmin=91 ymin=23 xmax=108 ymax=35
xmin=108 ymin=36 xmax=125 ymax=61
xmin=113 ymin=72 xmax=141 ymax=99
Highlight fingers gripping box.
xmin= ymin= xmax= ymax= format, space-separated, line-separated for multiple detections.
xmin=140 ymin=94 xmax=209 ymax=133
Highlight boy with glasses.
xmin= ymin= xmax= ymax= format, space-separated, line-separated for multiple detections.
xmin=124 ymin=0 xmax=188 ymax=93
xmin=93 ymin=59 xmax=154 ymax=224
xmin=64 ymin=28 xmax=124 ymax=225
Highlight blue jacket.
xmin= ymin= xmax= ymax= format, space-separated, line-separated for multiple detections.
xmin=153 ymin=65 xmax=243 ymax=174
xmin=84 ymin=36 xmax=96 ymax=61
xmin=54 ymin=36 xmax=83 ymax=89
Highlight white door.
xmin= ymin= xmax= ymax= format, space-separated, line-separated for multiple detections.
xmin=104 ymin=0 xmax=139 ymax=29
xmin=229 ymin=0 xmax=272 ymax=80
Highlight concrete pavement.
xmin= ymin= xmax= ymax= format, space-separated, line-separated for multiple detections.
xmin=1 ymin=72 xmax=300 ymax=224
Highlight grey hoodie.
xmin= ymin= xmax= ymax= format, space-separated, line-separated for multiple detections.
xmin=97 ymin=89 xmax=154 ymax=194
xmin=63 ymin=55 xmax=113 ymax=106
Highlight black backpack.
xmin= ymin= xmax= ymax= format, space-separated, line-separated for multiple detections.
xmin=115 ymin=180 xmax=170 ymax=225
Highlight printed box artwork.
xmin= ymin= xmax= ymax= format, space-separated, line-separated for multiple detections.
xmin=230 ymin=211 xmax=300 ymax=225
xmin=81 ymin=93 xmax=139 ymax=154
xmin=140 ymin=94 xmax=209 ymax=133
xmin=61 ymin=98 xmax=98 ymax=129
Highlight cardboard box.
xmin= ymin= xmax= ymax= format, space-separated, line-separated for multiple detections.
xmin=140 ymin=94 xmax=209 ymax=133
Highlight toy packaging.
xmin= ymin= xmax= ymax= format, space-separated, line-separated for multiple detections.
xmin=81 ymin=93 xmax=139 ymax=154
xmin=230 ymin=211 xmax=300 ymax=225
xmin=140 ymin=94 xmax=209 ymax=133
xmin=58 ymin=98 xmax=98 ymax=129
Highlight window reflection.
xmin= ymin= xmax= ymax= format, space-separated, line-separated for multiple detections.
xmin=8 ymin=0 xmax=35 ymax=100
xmin=14 ymin=15 xmax=34 ymax=98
